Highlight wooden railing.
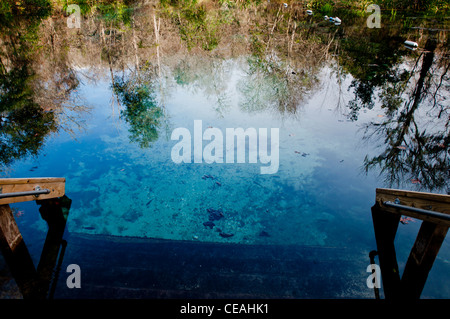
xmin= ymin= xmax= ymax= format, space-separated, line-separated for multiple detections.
xmin=0 ymin=177 xmax=65 ymax=205
xmin=371 ymin=188 xmax=450 ymax=299
xmin=0 ymin=177 xmax=69 ymax=299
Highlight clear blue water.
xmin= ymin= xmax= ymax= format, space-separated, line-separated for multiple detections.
xmin=5 ymin=57 xmax=450 ymax=298
xmin=8 ymin=61 xmax=374 ymax=244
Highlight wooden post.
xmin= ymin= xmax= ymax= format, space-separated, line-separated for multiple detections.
xmin=401 ymin=221 xmax=449 ymax=299
xmin=0 ymin=204 xmax=37 ymax=298
xmin=371 ymin=203 xmax=401 ymax=300
xmin=0 ymin=204 xmax=23 ymax=252
xmin=35 ymin=196 xmax=72 ymax=298
xmin=0 ymin=177 xmax=67 ymax=298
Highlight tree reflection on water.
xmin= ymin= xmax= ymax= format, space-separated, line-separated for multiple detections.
xmin=0 ymin=1 xmax=56 ymax=169
xmin=0 ymin=0 xmax=448 ymax=193
xmin=361 ymin=36 xmax=449 ymax=193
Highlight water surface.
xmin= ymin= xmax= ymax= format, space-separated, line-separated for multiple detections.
xmin=1 ymin=1 xmax=449 ymax=298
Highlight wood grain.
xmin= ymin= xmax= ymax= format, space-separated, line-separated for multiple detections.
xmin=0 ymin=178 xmax=65 ymax=205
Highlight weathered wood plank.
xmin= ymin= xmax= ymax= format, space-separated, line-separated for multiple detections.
xmin=0 ymin=178 xmax=65 ymax=205
xmin=0 ymin=204 xmax=23 ymax=251
xmin=0 ymin=178 xmax=65 ymax=185
xmin=0 ymin=204 xmax=38 ymax=297
xmin=375 ymin=188 xmax=450 ymax=226
xmin=376 ymin=188 xmax=450 ymax=214
xmin=401 ymin=222 xmax=449 ymax=299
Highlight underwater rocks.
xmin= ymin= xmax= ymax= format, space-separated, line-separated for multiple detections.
xmin=202 ymin=208 xmax=234 ymax=239
xmin=259 ymin=230 xmax=270 ymax=237
xmin=207 ymin=208 xmax=224 ymax=221
xmin=202 ymin=174 xmax=222 ymax=188
xmin=294 ymin=151 xmax=309 ymax=157
xmin=219 ymin=232 xmax=234 ymax=238
xmin=203 ymin=221 xmax=215 ymax=229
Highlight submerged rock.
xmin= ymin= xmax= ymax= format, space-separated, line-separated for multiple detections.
xmin=219 ymin=232 xmax=234 ymax=238
xmin=207 ymin=208 xmax=224 ymax=221
xmin=259 ymin=230 xmax=270 ymax=237
xmin=203 ymin=221 xmax=215 ymax=229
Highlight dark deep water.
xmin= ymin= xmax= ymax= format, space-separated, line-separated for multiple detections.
xmin=0 ymin=1 xmax=449 ymax=299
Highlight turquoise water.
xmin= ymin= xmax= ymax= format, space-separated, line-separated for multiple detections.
xmin=6 ymin=57 xmax=450 ymax=298
xmin=9 ymin=61 xmax=379 ymax=245
xmin=9 ymin=60 xmax=450 ymax=297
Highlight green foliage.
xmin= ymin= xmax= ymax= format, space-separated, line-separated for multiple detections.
xmin=335 ymin=28 xmax=407 ymax=120
xmin=62 ymin=0 xmax=91 ymax=15
xmin=0 ymin=64 xmax=56 ymax=167
xmin=307 ymin=0 xmax=449 ymax=17
xmin=249 ymin=33 xmax=265 ymax=58
xmin=309 ymin=0 xmax=333 ymax=12
xmin=63 ymin=0 xmax=133 ymax=25
xmin=96 ymin=1 xmax=132 ymax=25
xmin=235 ymin=0 xmax=262 ymax=9
xmin=113 ymin=79 xmax=164 ymax=148
xmin=0 ymin=1 xmax=57 ymax=170
xmin=0 ymin=66 xmax=34 ymax=113
xmin=161 ymin=0 xmax=232 ymax=51
xmin=320 ymin=3 xmax=333 ymax=16
xmin=180 ymin=4 xmax=217 ymax=50
xmin=0 ymin=102 xmax=56 ymax=167
xmin=0 ymin=0 xmax=52 ymax=29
